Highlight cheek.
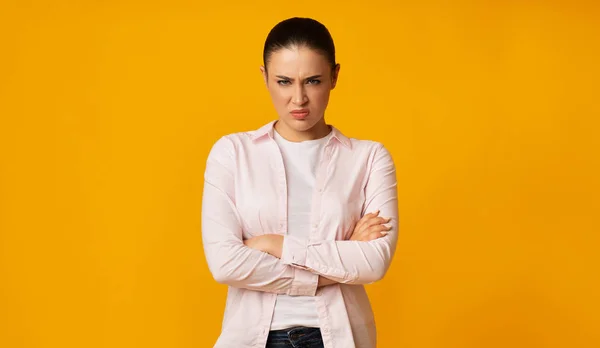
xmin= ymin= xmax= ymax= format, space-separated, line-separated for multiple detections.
xmin=308 ymin=88 xmax=331 ymax=109
xmin=269 ymin=87 xmax=290 ymax=105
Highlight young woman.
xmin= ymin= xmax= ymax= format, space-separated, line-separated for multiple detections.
xmin=202 ymin=17 xmax=399 ymax=348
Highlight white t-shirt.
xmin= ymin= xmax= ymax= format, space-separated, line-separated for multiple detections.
xmin=270 ymin=128 xmax=333 ymax=330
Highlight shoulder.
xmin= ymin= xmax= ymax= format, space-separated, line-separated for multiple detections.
xmin=331 ymin=125 xmax=387 ymax=154
xmin=330 ymin=124 xmax=395 ymax=164
xmin=347 ymin=136 xmax=392 ymax=157
xmin=344 ymin=137 xmax=395 ymax=171
xmin=349 ymin=138 xmax=384 ymax=150
xmin=208 ymin=129 xmax=256 ymax=154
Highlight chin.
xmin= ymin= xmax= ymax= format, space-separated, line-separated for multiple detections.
xmin=282 ymin=115 xmax=323 ymax=130
xmin=292 ymin=120 xmax=318 ymax=130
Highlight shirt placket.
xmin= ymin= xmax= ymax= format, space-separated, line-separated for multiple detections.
xmin=270 ymin=137 xmax=288 ymax=234
xmin=312 ymin=140 xmax=335 ymax=347
xmin=256 ymin=136 xmax=289 ymax=347
xmin=311 ymin=139 xmax=334 ymax=239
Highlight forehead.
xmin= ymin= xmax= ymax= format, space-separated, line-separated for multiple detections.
xmin=267 ymin=46 xmax=330 ymax=76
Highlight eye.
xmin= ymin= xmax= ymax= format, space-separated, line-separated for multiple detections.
xmin=277 ymin=80 xmax=291 ymax=85
xmin=307 ymin=79 xmax=321 ymax=85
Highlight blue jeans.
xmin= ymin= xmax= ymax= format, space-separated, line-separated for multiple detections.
xmin=265 ymin=326 xmax=324 ymax=348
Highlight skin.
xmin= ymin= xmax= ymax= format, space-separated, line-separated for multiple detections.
xmin=244 ymin=45 xmax=392 ymax=287
xmin=260 ymin=45 xmax=339 ymax=142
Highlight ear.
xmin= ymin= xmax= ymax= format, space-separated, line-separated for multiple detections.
xmin=260 ymin=66 xmax=268 ymax=86
xmin=331 ymin=63 xmax=341 ymax=90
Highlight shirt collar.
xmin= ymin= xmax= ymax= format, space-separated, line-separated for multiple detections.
xmin=250 ymin=120 xmax=352 ymax=149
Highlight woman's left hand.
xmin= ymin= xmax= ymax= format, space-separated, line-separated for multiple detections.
xmin=244 ymin=234 xmax=284 ymax=258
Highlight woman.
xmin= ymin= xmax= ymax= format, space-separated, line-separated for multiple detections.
xmin=202 ymin=17 xmax=399 ymax=348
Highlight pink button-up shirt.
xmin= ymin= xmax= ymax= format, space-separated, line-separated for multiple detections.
xmin=201 ymin=120 xmax=399 ymax=347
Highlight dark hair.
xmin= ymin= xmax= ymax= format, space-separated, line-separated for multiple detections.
xmin=263 ymin=17 xmax=337 ymax=72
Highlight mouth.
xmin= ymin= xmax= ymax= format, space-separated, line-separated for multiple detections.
xmin=290 ymin=109 xmax=310 ymax=120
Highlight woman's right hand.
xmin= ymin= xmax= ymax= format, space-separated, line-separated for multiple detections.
xmin=349 ymin=210 xmax=392 ymax=241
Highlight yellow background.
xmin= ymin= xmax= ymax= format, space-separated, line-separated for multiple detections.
xmin=1 ymin=1 xmax=599 ymax=347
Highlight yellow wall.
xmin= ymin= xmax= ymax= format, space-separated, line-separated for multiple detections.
xmin=1 ymin=1 xmax=598 ymax=347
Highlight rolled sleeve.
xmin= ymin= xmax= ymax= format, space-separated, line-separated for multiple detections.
xmin=281 ymin=234 xmax=310 ymax=268
xmin=287 ymin=267 xmax=319 ymax=296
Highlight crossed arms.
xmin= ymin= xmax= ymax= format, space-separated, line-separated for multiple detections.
xmin=201 ymin=136 xmax=399 ymax=296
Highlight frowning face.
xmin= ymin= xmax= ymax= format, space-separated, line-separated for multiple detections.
xmin=261 ymin=45 xmax=340 ymax=141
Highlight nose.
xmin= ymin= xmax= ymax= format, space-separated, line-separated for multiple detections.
xmin=292 ymin=84 xmax=308 ymax=105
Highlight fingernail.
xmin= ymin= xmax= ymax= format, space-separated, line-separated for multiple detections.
xmin=380 ymin=231 xmax=389 ymax=235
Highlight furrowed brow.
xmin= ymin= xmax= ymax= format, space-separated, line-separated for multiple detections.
xmin=275 ymin=75 xmax=322 ymax=81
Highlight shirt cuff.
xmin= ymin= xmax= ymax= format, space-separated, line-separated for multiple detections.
xmin=287 ymin=267 xmax=319 ymax=296
xmin=281 ymin=235 xmax=309 ymax=268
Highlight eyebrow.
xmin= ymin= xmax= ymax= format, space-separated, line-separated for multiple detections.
xmin=275 ymin=75 xmax=322 ymax=81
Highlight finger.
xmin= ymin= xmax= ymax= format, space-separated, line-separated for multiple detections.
xmin=355 ymin=211 xmax=383 ymax=232
xmin=356 ymin=216 xmax=391 ymax=237
xmin=363 ymin=216 xmax=391 ymax=229
xmin=366 ymin=224 xmax=392 ymax=235
xmin=354 ymin=210 xmax=380 ymax=232
xmin=368 ymin=231 xmax=387 ymax=240
xmin=360 ymin=210 xmax=380 ymax=223
xmin=368 ymin=226 xmax=392 ymax=240
xmin=355 ymin=223 xmax=387 ymax=241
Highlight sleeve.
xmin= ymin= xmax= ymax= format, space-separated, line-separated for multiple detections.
xmin=280 ymin=143 xmax=399 ymax=285
xmin=201 ymin=136 xmax=319 ymax=296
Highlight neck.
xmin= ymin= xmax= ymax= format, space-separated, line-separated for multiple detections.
xmin=274 ymin=119 xmax=331 ymax=142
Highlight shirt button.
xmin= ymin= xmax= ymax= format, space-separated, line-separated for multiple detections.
xmin=313 ymin=223 xmax=318 ymax=228
xmin=318 ymin=188 xmax=323 ymax=192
